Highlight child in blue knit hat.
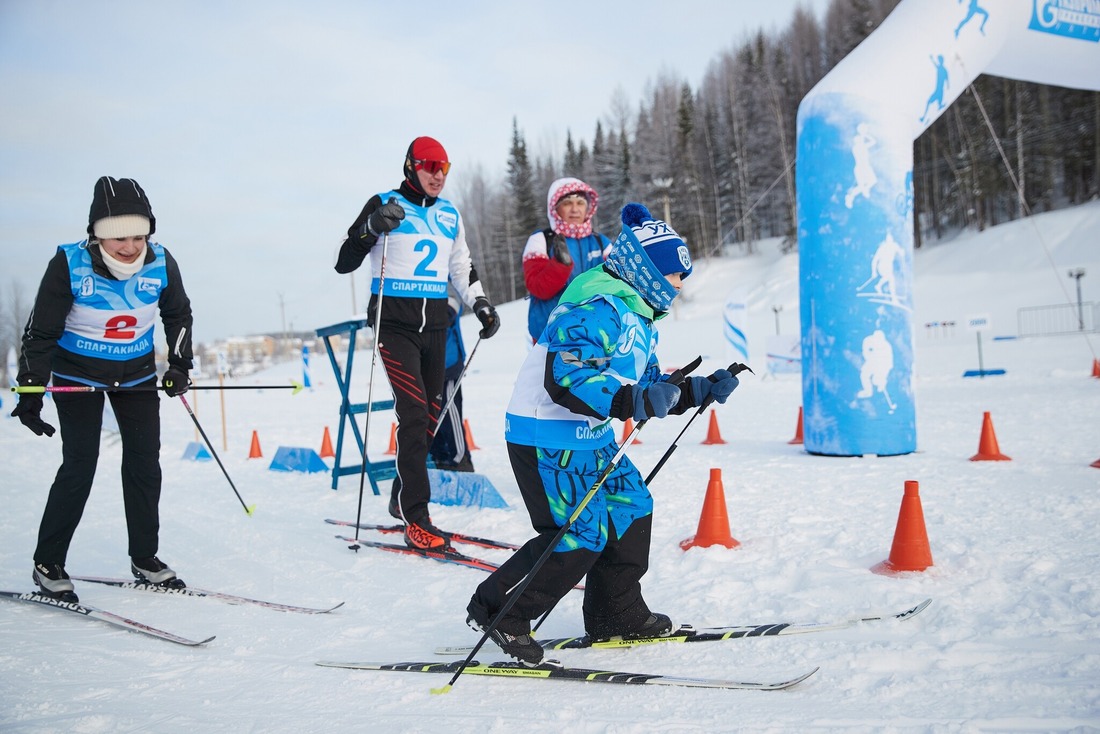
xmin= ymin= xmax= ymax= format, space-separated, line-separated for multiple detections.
xmin=466 ymin=203 xmax=740 ymax=665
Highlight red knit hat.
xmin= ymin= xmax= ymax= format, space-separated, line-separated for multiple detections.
xmin=412 ymin=136 xmax=447 ymax=163
xmin=404 ymin=136 xmax=449 ymax=192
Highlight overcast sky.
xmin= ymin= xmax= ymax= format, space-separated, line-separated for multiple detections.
xmin=0 ymin=0 xmax=830 ymax=342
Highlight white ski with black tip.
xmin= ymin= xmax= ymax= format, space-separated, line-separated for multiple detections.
xmin=0 ymin=589 xmax=215 ymax=646
xmin=69 ymin=575 xmax=344 ymax=614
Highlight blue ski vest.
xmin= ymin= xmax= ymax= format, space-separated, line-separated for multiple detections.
xmin=56 ymin=241 xmax=168 ymax=363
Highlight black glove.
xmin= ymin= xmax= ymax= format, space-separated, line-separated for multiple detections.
xmin=549 ymin=233 xmax=572 ymax=266
xmin=162 ymin=367 xmax=190 ymax=397
xmin=360 ymin=198 xmax=405 ymax=240
xmin=473 ymin=297 xmax=500 ymax=339
xmin=11 ymin=393 xmax=55 ymax=437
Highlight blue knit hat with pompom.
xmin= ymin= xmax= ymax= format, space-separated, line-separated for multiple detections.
xmin=620 ymin=203 xmax=692 ymax=278
xmin=604 ymin=203 xmax=692 ymax=312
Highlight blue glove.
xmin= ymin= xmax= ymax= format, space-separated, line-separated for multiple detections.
xmin=688 ymin=369 xmax=739 ymax=407
xmin=630 ymin=381 xmax=681 ymax=422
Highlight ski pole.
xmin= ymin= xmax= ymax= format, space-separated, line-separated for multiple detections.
xmin=432 ymin=358 xmax=700 ymax=695
xmin=13 ymin=381 xmax=305 ymax=395
xmin=351 ymin=225 xmax=391 ymax=549
xmin=429 ymin=336 xmax=481 ymax=441
xmin=644 ymin=362 xmax=754 ymax=485
xmin=177 ymin=394 xmax=256 ymax=516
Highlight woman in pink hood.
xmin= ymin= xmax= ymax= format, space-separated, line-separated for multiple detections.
xmin=521 ymin=177 xmax=611 ymax=342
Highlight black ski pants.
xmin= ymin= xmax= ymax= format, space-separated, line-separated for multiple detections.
xmin=35 ymin=379 xmax=162 ymax=565
xmin=469 ymin=441 xmax=655 ymax=638
xmin=381 ymin=326 xmax=445 ymax=525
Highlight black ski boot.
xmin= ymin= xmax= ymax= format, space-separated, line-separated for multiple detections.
xmin=466 ymin=615 xmax=544 ymax=666
xmin=32 ymin=562 xmax=78 ymax=603
xmin=387 ymin=494 xmax=403 ymax=521
xmin=131 ymin=556 xmax=186 ymax=589
xmin=594 ymin=612 xmax=674 ymax=641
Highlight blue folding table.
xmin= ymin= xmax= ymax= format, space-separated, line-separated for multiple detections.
xmin=315 ymin=319 xmax=397 ymax=493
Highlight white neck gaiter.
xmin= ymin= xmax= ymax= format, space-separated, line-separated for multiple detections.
xmin=99 ymin=244 xmax=147 ymax=280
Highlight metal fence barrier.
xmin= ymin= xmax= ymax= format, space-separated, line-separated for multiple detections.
xmin=1017 ymin=302 xmax=1098 ymax=337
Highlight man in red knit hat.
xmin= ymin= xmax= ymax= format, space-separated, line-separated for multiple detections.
xmin=336 ymin=137 xmax=500 ymax=550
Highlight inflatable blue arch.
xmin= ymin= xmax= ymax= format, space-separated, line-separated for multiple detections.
xmin=796 ymin=0 xmax=1099 ymax=456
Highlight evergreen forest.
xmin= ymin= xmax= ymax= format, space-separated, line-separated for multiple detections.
xmin=456 ymin=0 xmax=1099 ymax=304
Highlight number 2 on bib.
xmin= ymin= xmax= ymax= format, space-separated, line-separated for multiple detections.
xmin=413 ymin=239 xmax=439 ymax=278
xmin=104 ymin=315 xmax=138 ymax=340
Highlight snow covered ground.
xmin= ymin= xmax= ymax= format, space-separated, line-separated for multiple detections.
xmin=2 ymin=202 xmax=1098 ymax=732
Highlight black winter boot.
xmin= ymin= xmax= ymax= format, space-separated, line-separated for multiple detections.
xmin=593 ymin=612 xmax=674 ymax=641
xmin=33 ymin=562 xmax=78 ymax=603
xmin=131 ymin=556 xmax=186 ymax=589
xmin=466 ymin=615 xmax=544 ymax=666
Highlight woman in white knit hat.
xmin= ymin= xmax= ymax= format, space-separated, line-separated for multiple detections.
xmin=12 ymin=176 xmax=195 ymax=602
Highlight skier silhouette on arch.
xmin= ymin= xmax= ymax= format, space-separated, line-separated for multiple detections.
xmin=859 ymin=232 xmax=905 ymax=303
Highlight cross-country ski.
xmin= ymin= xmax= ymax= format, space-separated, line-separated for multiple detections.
xmin=315 ymin=659 xmax=819 ymax=691
xmin=433 ymin=598 xmax=932 ymax=655
xmin=333 ymin=535 xmax=502 ymax=573
xmin=69 ymin=576 xmax=344 ymax=614
xmin=0 ymin=590 xmax=215 ymax=646
xmin=324 ymin=518 xmax=520 ymax=550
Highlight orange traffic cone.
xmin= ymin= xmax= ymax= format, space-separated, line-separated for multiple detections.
xmin=872 ymin=480 xmax=934 ymax=574
xmin=680 ymin=468 xmax=740 ymax=550
xmin=969 ymin=411 xmax=1010 ymax=461
xmin=248 ymin=430 xmax=263 ymax=459
xmin=463 ymin=419 xmax=482 ymax=450
xmin=787 ymin=406 xmax=804 ymax=445
xmin=1092 ymin=359 xmax=1100 ymax=378
xmin=319 ymin=426 xmax=334 ymax=458
xmin=385 ymin=423 xmax=397 ymax=456
xmin=620 ymin=417 xmax=642 ymax=445
xmin=701 ymin=410 xmax=726 ymax=445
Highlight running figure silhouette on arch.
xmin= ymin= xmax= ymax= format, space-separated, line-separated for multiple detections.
xmin=955 ymin=0 xmax=990 ymax=38
xmin=919 ymin=54 xmax=949 ymax=124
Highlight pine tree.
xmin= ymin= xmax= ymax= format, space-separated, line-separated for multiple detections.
xmin=478 ymin=0 xmax=1097 ymax=304
xmin=507 ymin=118 xmax=540 ymax=240
xmin=592 ymin=122 xmax=620 ymax=234
xmin=564 ymin=131 xmax=580 ymax=175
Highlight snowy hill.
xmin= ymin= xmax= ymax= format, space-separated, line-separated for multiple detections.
xmin=1 ymin=203 xmax=1098 ymax=732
